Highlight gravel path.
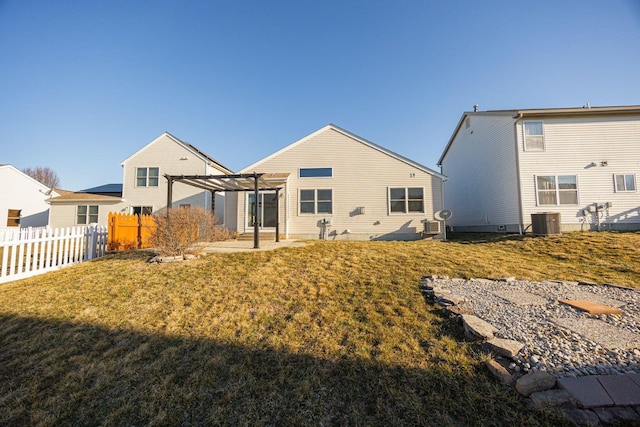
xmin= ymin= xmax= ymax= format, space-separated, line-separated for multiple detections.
xmin=427 ymin=277 xmax=640 ymax=378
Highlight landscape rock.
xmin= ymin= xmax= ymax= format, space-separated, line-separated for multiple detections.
xmin=529 ymin=389 xmax=574 ymax=407
xmin=485 ymin=359 xmax=514 ymax=385
xmin=515 ymin=371 xmax=556 ymax=397
xmin=593 ymin=406 xmax=640 ymax=424
xmin=432 ymin=286 xmax=451 ymax=295
xmin=443 ymin=304 xmax=474 ymax=316
xmin=460 ymin=314 xmax=497 ymax=340
xmin=560 ymin=409 xmax=600 ymax=426
xmin=484 ymin=338 xmax=524 ymax=358
xmin=437 ymin=294 xmax=465 ymax=305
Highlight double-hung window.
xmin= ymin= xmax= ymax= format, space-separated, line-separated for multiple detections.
xmin=614 ymin=174 xmax=636 ymax=192
xmin=77 ymin=205 xmax=99 ymax=224
xmin=136 ymin=167 xmax=159 ymax=187
xmin=536 ymin=175 xmax=578 ymax=205
xmin=299 ymin=189 xmax=332 ymax=214
xmin=389 ymin=187 xmax=424 ymax=214
xmin=524 ymin=121 xmax=545 ymax=151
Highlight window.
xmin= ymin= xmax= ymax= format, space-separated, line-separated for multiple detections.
xmin=536 ymin=175 xmax=578 ymax=205
xmin=299 ymin=189 xmax=332 ymax=214
xmin=77 ymin=205 xmax=99 ymax=224
xmin=614 ymin=174 xmax=636 ymax=192
xmin=389 ymin=187 xmax=424 ymax=214
xmin=524 ymin=121 xmax=545 ymax=151
xmin=6 ymin=209 xmax=21 ymax=227
xmin=299 ymin=167 xmax=333 ymax=178
xmin=132 ymin=206 xmax=153 ymax=215
xmin=136 ymin=167 xmax=159 ymax=187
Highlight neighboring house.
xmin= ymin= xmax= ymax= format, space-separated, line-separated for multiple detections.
xmin=48 ymin=189 xmax=123 ymax=229
xmin=49 ymin=132 xmax=233 ymax=227
xmin=438 ymin=105 xmax=640 ymax=232
xmin=0 ymin=164 xmax=59 ymax=228
xmin=225 ymin=124 xmax=446 ymax=240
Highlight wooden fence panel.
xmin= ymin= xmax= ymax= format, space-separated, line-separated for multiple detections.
xmin=108 ymin=213 xmax=156 ymax=251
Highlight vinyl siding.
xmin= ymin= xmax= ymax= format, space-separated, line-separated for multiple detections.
xmin=517 ymin=115 xmax=640 ymax=229
xmin=236 ymin=127 xmax=443 ymax=240
xmin=440 ymin=114 xmax=521 ymax=230
xmin=0 ymin=166 xmax=54 ymax=228
xmin=48 ymin=201 xmax=123 ymax=229
xmin=121 ymin=134 xmax=227 ymax=214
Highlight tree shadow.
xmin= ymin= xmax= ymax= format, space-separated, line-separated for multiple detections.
xmin=0 ymin=314 xmax=568 ymax=426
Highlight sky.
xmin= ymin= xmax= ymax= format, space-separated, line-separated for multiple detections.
xmin=1 ymin=0 xmax=639 ymax=191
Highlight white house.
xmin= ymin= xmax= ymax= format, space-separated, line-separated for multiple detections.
xmin=225 ymin=124 xmax=446 ymax=240
xmin=0 ymin=164 xmax=59 ymax=228
xmin=438 ymin=105 xmax=640 ymax=232
xmin=49 ymin=132 xmax=233 ymax=227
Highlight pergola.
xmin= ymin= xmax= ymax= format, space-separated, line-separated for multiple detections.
xmin=164 ymin=172 xmax=289 ymax=249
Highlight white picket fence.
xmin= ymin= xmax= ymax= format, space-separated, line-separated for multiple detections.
xmin=0 ymin=225 xmax=108 ymax=284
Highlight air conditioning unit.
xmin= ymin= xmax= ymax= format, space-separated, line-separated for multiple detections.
xmin=423 ymin=220 xmax=441 ymax=235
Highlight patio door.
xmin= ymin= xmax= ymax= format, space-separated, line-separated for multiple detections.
xmin=246 ymin=192 xmax=278 ymax=231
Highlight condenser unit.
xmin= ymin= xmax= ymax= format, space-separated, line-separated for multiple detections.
xmin=423 ymin=220 xmax=441 ymax=235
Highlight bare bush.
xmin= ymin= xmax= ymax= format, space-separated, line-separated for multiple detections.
xmin=150 ymin=207 xmax=237 ymax=256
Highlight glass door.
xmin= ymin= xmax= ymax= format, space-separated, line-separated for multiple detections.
xmin=246 ymin=193 xmax=277 ymax=230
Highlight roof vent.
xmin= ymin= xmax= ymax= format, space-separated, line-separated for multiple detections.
xmin=473 ymin=104 xmax=479 ymax=112
xmin=583 ymin=102 xmax=591 ymax=108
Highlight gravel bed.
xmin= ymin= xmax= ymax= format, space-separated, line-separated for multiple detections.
xmin=428 ymin=278 xmax=640 ymax=378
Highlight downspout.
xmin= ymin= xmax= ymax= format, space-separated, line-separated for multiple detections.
xmin=513 ymin=113 xmax=525 ymax=234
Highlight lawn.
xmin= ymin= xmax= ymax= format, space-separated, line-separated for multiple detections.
xmin=1 ymin=231 xmax=638 ymax=426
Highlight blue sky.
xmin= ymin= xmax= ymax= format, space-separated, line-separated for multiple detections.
xmin=2 ymin=0 xmax=639 ymax=191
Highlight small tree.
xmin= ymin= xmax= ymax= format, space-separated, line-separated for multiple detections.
xmin=22 ymin=166 xmax=61 ymax=188
xmin=150 ymin=207 xmax=236 ymax=256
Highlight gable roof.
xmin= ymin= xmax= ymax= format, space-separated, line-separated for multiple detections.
xmin=120 ymin=132 xmax=233 ymax=174
xmin=240 ymin=124 xmax=445 ymax=179
xmin=0 ymin=164 xmax=60 ymax=196
xmin=438 ymin=105 xmax=640 ymax=166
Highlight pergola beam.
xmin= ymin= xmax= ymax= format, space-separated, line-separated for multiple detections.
xmin=163 ymin=172 xmax=289 ymax=249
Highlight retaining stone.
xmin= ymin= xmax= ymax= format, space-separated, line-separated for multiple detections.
xmin=515 ymin=371 xmax=556 ymax=397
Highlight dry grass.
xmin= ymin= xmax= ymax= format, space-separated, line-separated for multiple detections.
xmin=1 ymin=231 xmax=637 ymax=425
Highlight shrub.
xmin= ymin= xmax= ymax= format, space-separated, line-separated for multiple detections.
xmin=150 ymin=207 xmax=237 ymax=256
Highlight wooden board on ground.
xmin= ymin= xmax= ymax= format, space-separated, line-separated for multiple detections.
xmin=559 ymin=299 xmax=622 ymax=315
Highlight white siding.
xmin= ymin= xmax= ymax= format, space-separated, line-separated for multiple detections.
xmin=121 ymin=134 xmax=227 ymax=214
xmin=518 ymin=115 xmax=640 ymax=230
xmin=236 ymin=127 xmax=443 ymax=240
xmin=440 ymin=114 xmax=521 ymax=231
xmin=0 ymin=165 xmax=55 ymax=228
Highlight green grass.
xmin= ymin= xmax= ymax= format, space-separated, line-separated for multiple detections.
xmin=2 ymin=231 xmax=638 ymax=426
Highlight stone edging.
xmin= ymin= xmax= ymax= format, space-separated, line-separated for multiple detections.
xmin=419 ymin=275 xmax=640 ymax=426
